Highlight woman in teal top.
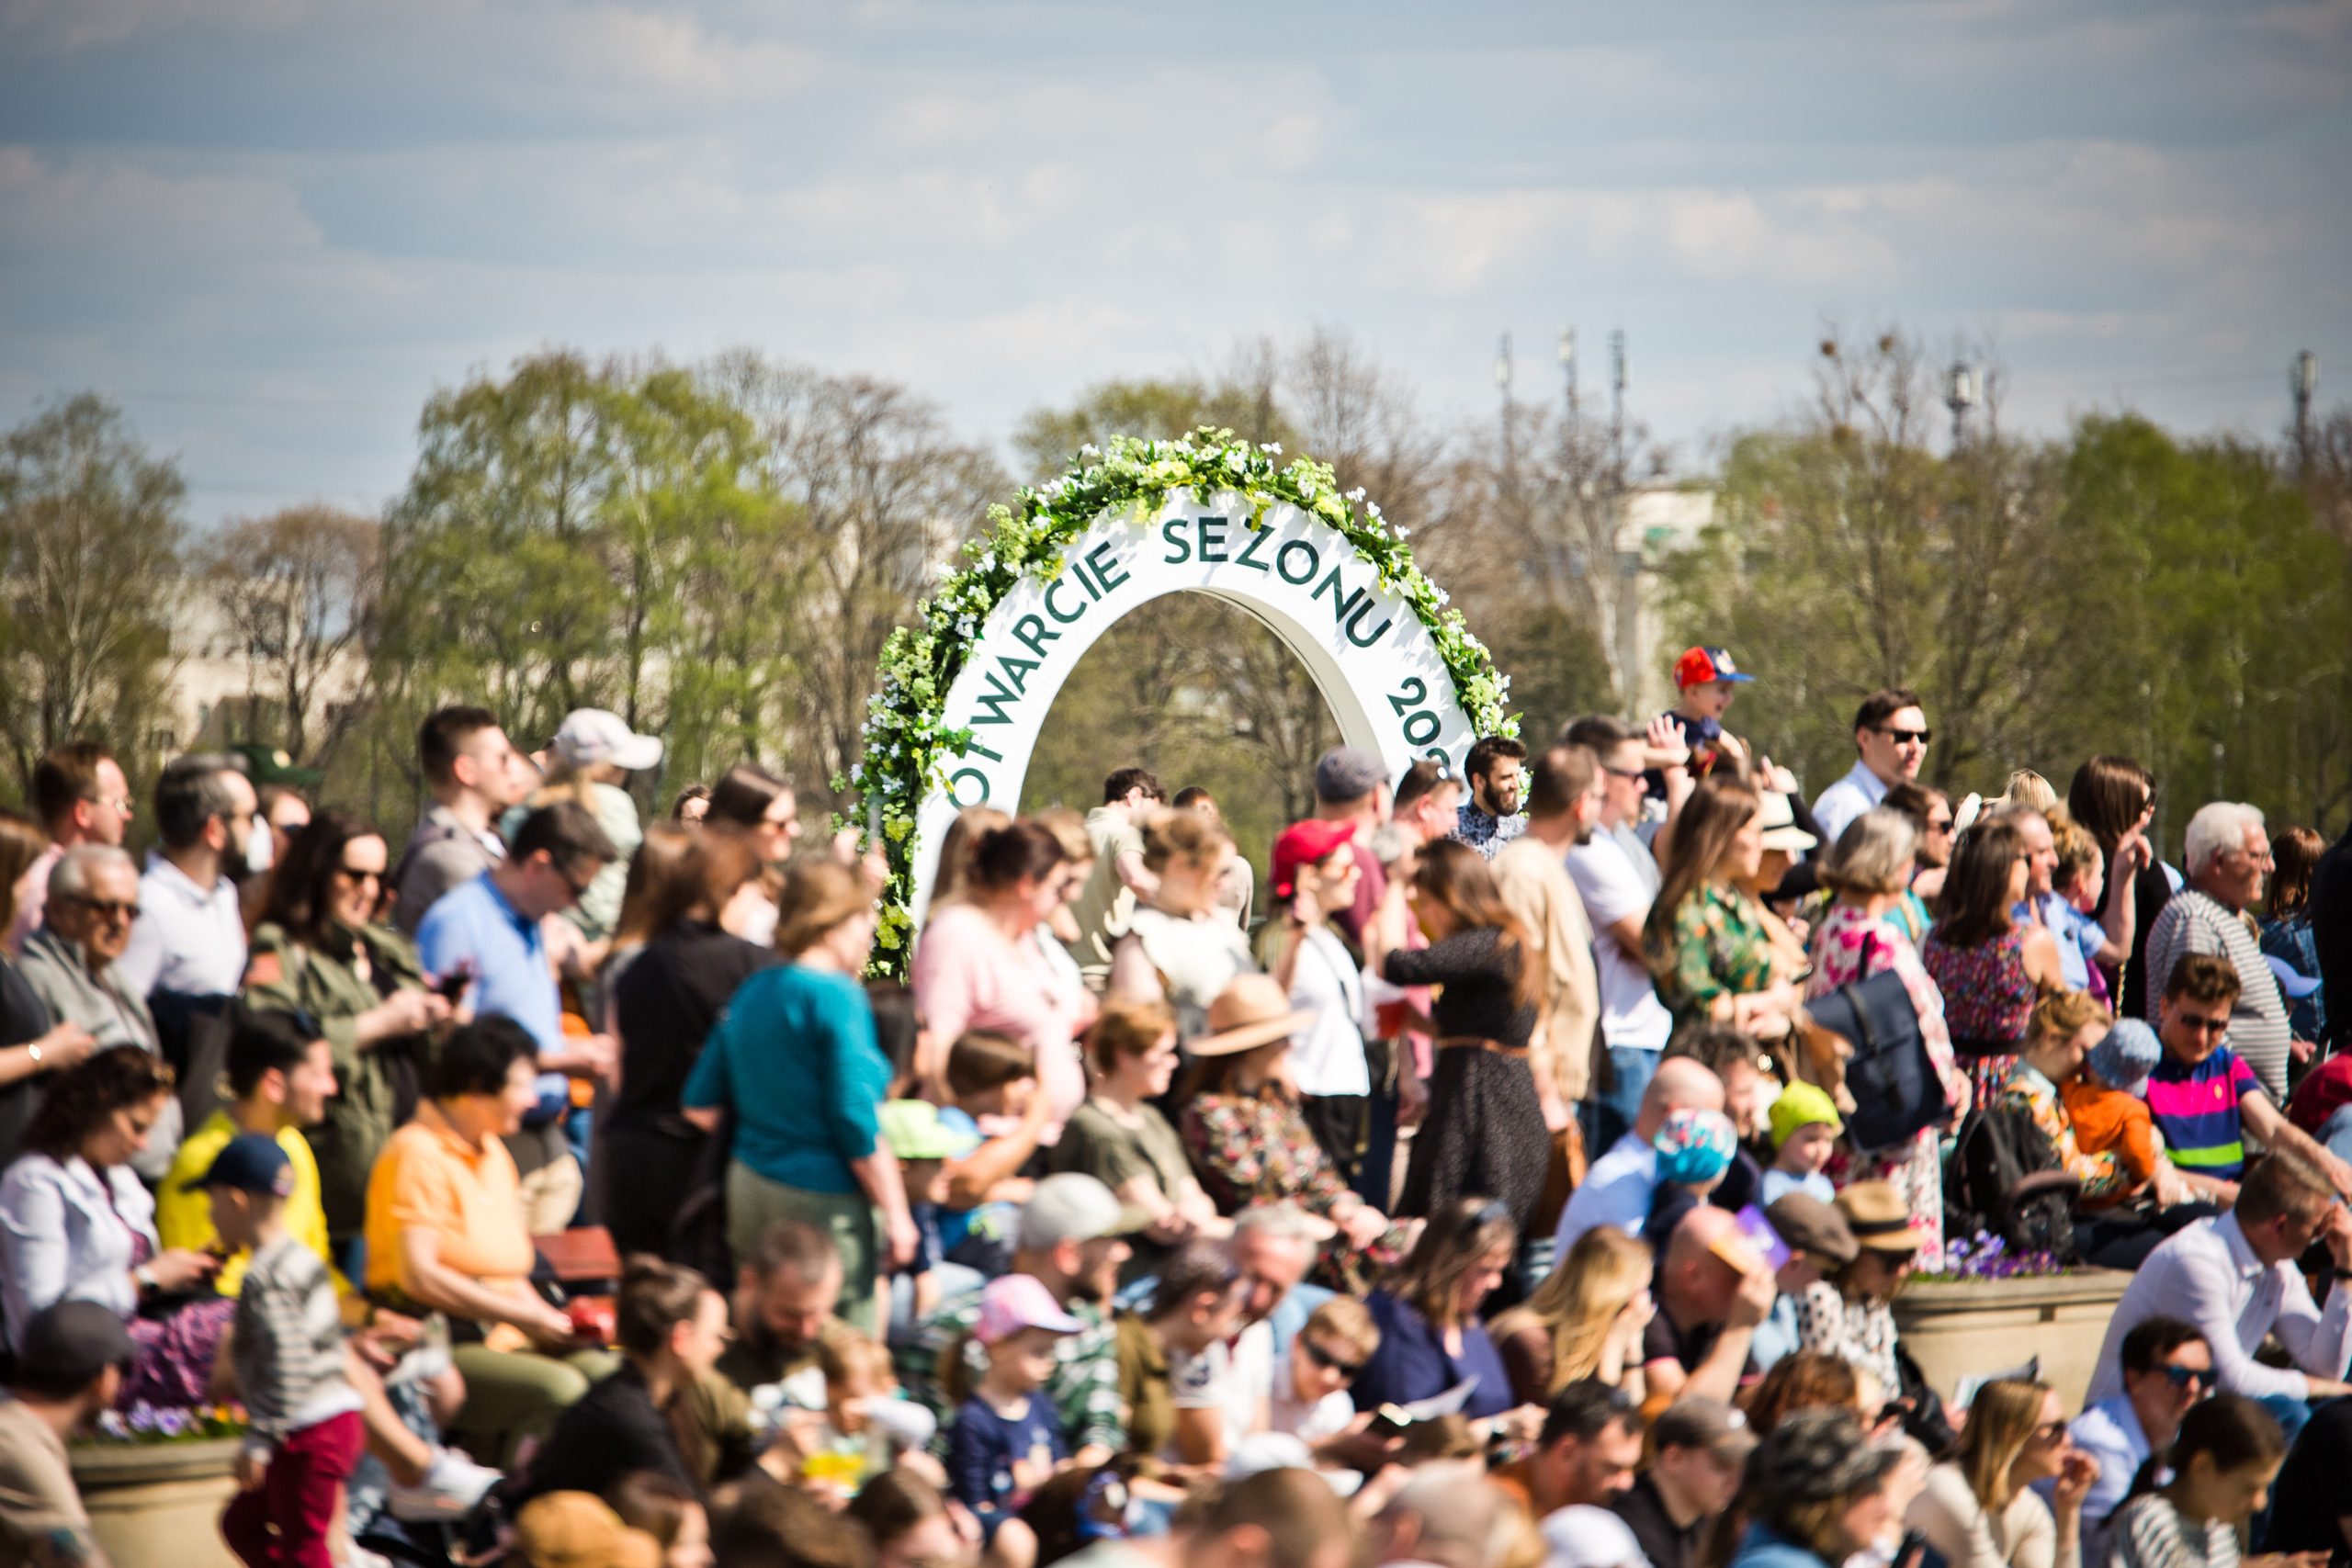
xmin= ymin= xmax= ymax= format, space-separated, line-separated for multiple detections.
xmin=683 ymin=861 xmax=915 ymax=1333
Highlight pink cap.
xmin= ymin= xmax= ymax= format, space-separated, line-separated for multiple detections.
xmin=975 ymin=1273 xmax=1085 ymax=1345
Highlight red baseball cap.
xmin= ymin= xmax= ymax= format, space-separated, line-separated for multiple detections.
xmin=1270 ymin=818 xmax=1360 ymax=900
xmin=1674 ymin=646 xmax=1758 ymax=689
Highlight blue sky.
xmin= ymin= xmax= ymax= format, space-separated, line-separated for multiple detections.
xmin=2 ymin=0 xmax=2346 ymax=525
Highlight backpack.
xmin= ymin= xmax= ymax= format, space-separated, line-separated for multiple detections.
xmin=1804 ymin=931 xmax=1943 ymax=1156
xmin=1944 ymin=1101 xmax=2080 ymax=1263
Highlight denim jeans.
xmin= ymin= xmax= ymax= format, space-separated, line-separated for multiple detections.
xmin=1583 ymin=1043 xmax=1660 ymax=1155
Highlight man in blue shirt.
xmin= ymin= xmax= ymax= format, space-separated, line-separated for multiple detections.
xmin=415 ymin=801 xmax=617 ymax=1232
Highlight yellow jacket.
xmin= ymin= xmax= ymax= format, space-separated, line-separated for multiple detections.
xmin=156 ymin=1111 xmax=346 ymax=1299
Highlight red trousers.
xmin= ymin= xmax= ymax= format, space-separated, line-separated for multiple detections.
xmin=220 ymin=1409 xmax=366 ymax=1568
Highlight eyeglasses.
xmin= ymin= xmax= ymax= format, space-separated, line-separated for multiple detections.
xmin=1875 ymin=728 xmax=1932 ymax=746
xmin=334 ymin=865 xmax=383 ymax=886
xmin=1298 ymin=1338 xmax=1366 ymax=1381
xmin=550 ymin=858 xmax=600 ymax=902
xmin=2028 ymin=1420 xmax=2069 ymax=1445
xmin=2176 ymin=1014 xmax=2231 ymax=1037
xmin=2157 ymin=1365 xmax=2211 ymax=1390
xmin=1927 ymin=817 xmax=1955 ymax=832
xmin=90 ymin=795 xmax=135 ymax=816
xmin=1602 ymin=765 xmax=1646 ymax=782
xmin=62 ymin=896 xmax=138 ymax=921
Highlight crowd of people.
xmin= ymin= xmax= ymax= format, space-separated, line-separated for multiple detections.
xmin=0 ymin=641 xmax=2346 ymax=1568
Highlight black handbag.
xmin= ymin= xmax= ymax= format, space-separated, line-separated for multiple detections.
xmin=1804 ymin=931 xmax=1942 ymax=1156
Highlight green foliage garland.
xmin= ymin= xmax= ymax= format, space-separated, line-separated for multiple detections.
xmin=845 ymin=428 xmax=1517 ymax=974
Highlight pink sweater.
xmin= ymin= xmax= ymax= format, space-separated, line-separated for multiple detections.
xmin=911 ymin=903 xmax=1089 ymax=1140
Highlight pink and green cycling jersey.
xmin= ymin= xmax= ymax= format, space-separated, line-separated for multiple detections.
xmin=2144 ymin=1047 xmax=2256 ymax=1179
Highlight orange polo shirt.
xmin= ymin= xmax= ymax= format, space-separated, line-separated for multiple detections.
xmin=363 ymin=1100 xmax=537 ymax=1303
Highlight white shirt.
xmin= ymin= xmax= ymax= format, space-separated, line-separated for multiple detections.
xmin=1810 ymin=760 xmax=1893 ymax=847
xmin=1553 ymin=1131 xmax=1657 ymax=1257
xmin=2085 ymin=1212 xmax=2352 ymax=1404
xmin=1285 ymin=926 xmax=1371 ymax=1098
xmin=115 ymin=854 xmax=248 ymax=999
xmin=1564 ymin=834 xmax=1674 ymax=1053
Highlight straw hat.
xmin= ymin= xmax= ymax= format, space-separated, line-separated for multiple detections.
xmin=1833 ymin=1180 xmax=1921 ymax=1255
xmin=1187 ymin=975 xmax=1317 ymax=1057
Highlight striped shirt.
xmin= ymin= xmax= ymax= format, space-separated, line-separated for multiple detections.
xmin=233 ymin=1235 xmax=360 ymax=1450
xmin=2144 ymin=1047 xmax=2256 ymax=1178
xmin=2103 ymin=1492 xmax=2237 ymax=1568
xmin=2143 ymin=887 xmax=2292 ymax=1100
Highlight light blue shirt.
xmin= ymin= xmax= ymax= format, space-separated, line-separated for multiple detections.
xmin=1809 ymin=761 xmax=1890 ymax=847
xmin=1759 ymin=1168 xmax=1835 ymax=1208
xmin=414 ymin=870 xmax=560 ymax=1052
xmin=1553 ymin=1131 xmax=1657 ymax=1258
xmin=2014 ymin=891 xmax=2100 ymax=992
xmin=2064 ymin=1395 xmax=2152 ymax=1559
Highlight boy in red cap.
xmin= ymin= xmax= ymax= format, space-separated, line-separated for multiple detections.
xmin=1660 ymin=645 xmax=1756 ymax=785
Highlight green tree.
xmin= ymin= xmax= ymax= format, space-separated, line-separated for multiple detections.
xmin=0 ymin=395 xmax=183 ymax=794
xmin=196 ymin=503 xmax=380 ymax=768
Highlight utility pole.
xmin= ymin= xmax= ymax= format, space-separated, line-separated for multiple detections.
xmin=1559 ymin=328 xmax=1580 ymax=438
xmin=1608 ymin=329 xmax=1626 ymax=483
xmin=1494 ymin=333 xmax=1515 ymax=502
xmin=2292 ymin=350 xmax=2319 ymax=473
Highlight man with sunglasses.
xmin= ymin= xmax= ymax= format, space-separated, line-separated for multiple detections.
xmin=1810 ymin=687 xmax=1929 ymax=847
xmin=2063 ymin=1316 xmax=2210 ymax=1563
xmin=2144 ymin=955 xmax=2352 ymax=1205
xmin=413 ymin=801 xmax=619 ymax=1232
xmin=19 ymin=844 xmax=179 ymax=1180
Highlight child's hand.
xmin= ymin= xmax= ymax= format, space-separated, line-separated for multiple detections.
xmin=1012 ymin=1453 xmax=1056 ymax=1493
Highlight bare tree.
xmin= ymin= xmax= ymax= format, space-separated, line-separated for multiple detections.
xmin=198 ymin=504 xmax=382 ymax=766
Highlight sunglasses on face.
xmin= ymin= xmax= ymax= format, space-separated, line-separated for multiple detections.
xmin=63 ymin=896 xmax=138 ymax=921
xmin=2028 ymin=1420 xmax=2069 ymax=1445
xmin=1928 ymin=817 xmax=1955 ymax=832
xmin=2177 ymin=1014 xmax=2230 ymax=1037
xmin=1876 ymin=728 xmax=1932 ymax=746
xmin=1603 ymin=765 xmax=1646 ymax=782
xmin=2157 ymin=1364 xmax=2210 ymax=1390
xmin=334 ymin=864 xmax=383 ymax=886
xmin=1298 ymin=1338 xmax=1366 ymax=1381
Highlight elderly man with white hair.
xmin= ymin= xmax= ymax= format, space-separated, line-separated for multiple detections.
xmin=18 ymin=844 xmax=181 ymax=1179
xmin=2142 ymin=801 xmax=2301 ymax=1100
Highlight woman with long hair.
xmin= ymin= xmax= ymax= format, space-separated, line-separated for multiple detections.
xmin=1923 ymin=818 xmax=2065 ymax=1108
xmin=602 ymin=825 xmax=775 ymax=1258
xmin=1487 ymin=1224 xmax=1653 ymax=1405
xmin=683 ymin=861 xmax=914 ymax=1333
xmin=1808 ymin=807 xmax=1969 ymax=1252
xmin=2262 ymin=824 xmax=2328 ymax=1045
xmin=924 ymin=806 xmax=1012 ymax=918
xmin=1353 ymin=1196 xmax=1525 ymax=1424
xmin=1644 ymin=770 xmax=1806 ymax=1040
xmin=0 ymin=809 xmax=99 ymax=1154
xmin=1106 ymin=808 xmax=1258 ymax=1042
xmin=1365 ymin=839 xmax=1550 ymax=1230
xmin=1908 ymin=1378 xmax=2097 ymax=1568
xmin=512 ymin=1257 xmax=730 ymax=1502
xmin=2067 ymin=756 xmax=2171 ymax=1019
xmin=911 ymin=820 xmax=1093 ymax=1134
xmin=704 ymin=763 xmax=798 ymax=946
xmin=243 ymin=808 xmax=452 ymax=1261
xmin=0 ymin=1046 xmax=227 ymax=1406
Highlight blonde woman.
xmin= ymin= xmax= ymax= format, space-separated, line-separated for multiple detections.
xmin=1808 ymin=807 xmax=1968 ymax=1254
xmin=1907 ymin=1378 xmax=2097 ymax=1568
xmin=1488 ymin=1225 xmax=1653 ymax=1406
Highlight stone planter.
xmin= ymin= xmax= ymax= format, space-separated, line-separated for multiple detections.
xmin=71 ymin=1437 xmax=240 ymax=1568
xmin=1892 ymin=1269 xmax=2132 ymax=1412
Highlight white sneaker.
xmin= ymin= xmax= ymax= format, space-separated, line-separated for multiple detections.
xmin=385 ymin=1446 xmax=501 ymax=1522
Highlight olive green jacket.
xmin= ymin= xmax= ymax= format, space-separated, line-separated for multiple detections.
xmin=243 ymin=919 xmax=435 ymax=1238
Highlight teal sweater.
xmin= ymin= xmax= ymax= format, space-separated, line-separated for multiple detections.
xmin=682 ymin=963 xmax=886 ymax=1195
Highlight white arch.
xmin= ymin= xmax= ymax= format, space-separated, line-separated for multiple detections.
xmin=909 ymin=488 xmax=1474 ymax=922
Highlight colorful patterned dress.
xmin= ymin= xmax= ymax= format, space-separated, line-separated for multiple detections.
xmin=1180 ymin=1083 xmax=1404 ymax=1293
xmin=1650 ymin=883 xmax=1778 ymax=1032
xmin=1808 ymin=903 xmax=1966 ymax=1255
xmin=1920 ymin=925 xmax=2034 ymax=1111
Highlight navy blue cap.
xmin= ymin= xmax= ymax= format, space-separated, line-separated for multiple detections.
xmin=183 ymin=1132 xmax=295 ymax=1197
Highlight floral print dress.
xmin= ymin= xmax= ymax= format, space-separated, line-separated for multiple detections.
xmin=1920 ymin=926 xmax=2035 ymax=1111
xmin=1808 ymin=903 xmax=1967 ymax=1256
xmin=1652 ymin=883 xmax=1778 ymax=1032
xmin=1181 ymin=1084 xmax=1404 ymax=1294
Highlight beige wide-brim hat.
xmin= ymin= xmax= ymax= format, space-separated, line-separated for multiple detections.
xmin=1187 ymin=974 xmax=1317 ymax=1058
